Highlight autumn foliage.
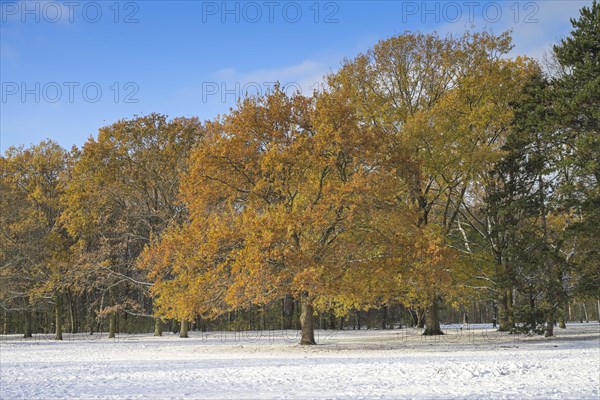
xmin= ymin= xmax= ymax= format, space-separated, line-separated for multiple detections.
xmin=2 ymin=17 xmax=598 ymax=342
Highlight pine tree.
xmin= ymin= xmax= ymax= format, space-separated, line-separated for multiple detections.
xmin=552 ymin=1 xmax=600 ymax=301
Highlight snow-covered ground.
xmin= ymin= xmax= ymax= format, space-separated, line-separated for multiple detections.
xmin=1 ymin=323 xmax=598 ymax=399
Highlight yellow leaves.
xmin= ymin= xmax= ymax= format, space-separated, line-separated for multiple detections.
xmin=389 ymin=225 xmax=463 ymax=307
xmin=146 ymin=84 xmax=396 ymax=320
xmin=140 ymin=31 xmax=542 ymax=323
xmin=0 ymin=141 xmax=74 ymax=303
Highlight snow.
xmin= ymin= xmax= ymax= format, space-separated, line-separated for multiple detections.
xmin=1 ymin=323 xmax=599 ymax=399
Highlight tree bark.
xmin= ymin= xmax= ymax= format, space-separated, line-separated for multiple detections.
xmin=108 ymin=312 xmax=116 ymax=338
xmin=529 ymin=294 xmax=537 ymax=329
xmin=68 ymin=291 xmax=78 ymax=334
xmin=545 ymin=310 xmax=554 ymax=337
xmin=154 ymin=318 xmax=163 ymax=336
xmin=179 ymin=319 xmax=189 ymax=338
xmin=423 ymin=300 xmax=443 ymax=335
xmin=497 ymin=289 xmax=513 ymax=331
xmin=69 ymin=298 xmax=76 ymax=334
xmin=300 ymin=292 xmax=316 ymax=345
xmin=417 ymin=308 xmax=425 ymax=329
xmin=568 ymin=302 xmax=572 ymax=321
xmin=108 ymin=287 xmax=116 ymax=338
xmin=558 ymin=312 xmax=566 ymax=329
xmin=3 ymin=311 xmax=8 ymax=335
xmin=558 ymin=301 xmax=567 ymax=329
xmin=328 ymin=311 xmax=336 ymax=330
xmin=355 ymin=310 xmax=361 ymax=330
xmin=282 ymin=294 xmax=294 ymax=330
xmin=55 ymin=293 xmax=63 ymax=341
xmin=260 ymin=306 xmax=267 ymax=331
xmin=196 ymin=315 xmax=207 ymax=332
xmin=23 ymin=309 xmax=32 ymax=338
xmin=381 ymin=305 xmax=388 ymax=330
xmin=408 ymin=308 xmax=418 ymax=327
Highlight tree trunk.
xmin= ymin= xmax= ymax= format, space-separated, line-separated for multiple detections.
xmin=108 ymin=287 xmax=116 ymax=338
xmin=55 ymin=294 xmax=63 ymax=341
xmin=408 ymin=308 xmax=418 ymax=327
xmin=3 ymin=311 xmax=8 ymax=335
xmin=282 ymin=294 xmax=294 ymax=330
xmin=260 ymin=306 xmax=267 ymax=331
xmin=69 ymin=292 xmax=78 ymax=334
xmin=328 ymin=311 xmax=336 ymax=330
xmin=87 ymin=309 xmax=95 ymax=335
xmin=69 ymin=297 xmax=76 ymax=334
xmin=529 ymin=294 xmax=537 ymax=329
xmin=497 ymin=290 xmax=513 ymax=331
xmin=108 ymin=312 xmax=116 ymax=338
xmin=154 ymin=318 xmax=163 ymax=336
xmin=417 ymin=308 xmax=425 ymax=329
xmin=558 ymin=311 xmax=566 ymax=329
xmin=179 ymin=319 xmax=189 ymax=338
xmin=423 ymin=300 xmax=443 ymax=335
xmin=545 ymin=310 xmax=554 ymax=337
xmin=355 ymin=310 xmax=361 ymax=330
xmin=23 ymin=309 xmax=32 ymax=338
xmin=396 ymin=306 xmax=403 ymax=329
xmin=381 ymin=305 xmax=388 ymax=330
xmin=197 ymin=315 xmax=206 ymax=332
xmin=558 ymin=301 xmax=567 ymax=329
xmin=299 ymin=292 xmax=316 ymax=345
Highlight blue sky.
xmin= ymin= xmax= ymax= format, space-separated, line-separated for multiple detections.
xmin=0 ymin=0 xmax=591 ymax=152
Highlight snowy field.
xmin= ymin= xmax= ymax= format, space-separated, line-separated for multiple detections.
xmin=1 ymin=323 xmax=598 ymax=399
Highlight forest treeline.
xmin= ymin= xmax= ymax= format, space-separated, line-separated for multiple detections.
xmin=1 ymin=3 xmax=598 ymax=344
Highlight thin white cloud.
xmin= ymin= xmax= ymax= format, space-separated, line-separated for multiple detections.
xmin=213 ymin=59 xmax=328 ymax=93
xmin=508 ymin=1 xmax=589 ymax=60
xmin=176 ymin=59 xmax=332 ymax=109
xmin=429 ymin=1 xmax=589 ymax=61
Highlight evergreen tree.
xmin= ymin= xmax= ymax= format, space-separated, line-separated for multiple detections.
xmin=553 ymin=1 xmax=600 ymax=301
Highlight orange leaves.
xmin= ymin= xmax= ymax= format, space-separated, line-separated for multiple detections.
xmin=140 ymin=32 xmax=539 ymax=323
xmin=399 ymin=225 xmax=468 ymax=308
xmin=144 ymin=85 xmax=393 ymax=320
